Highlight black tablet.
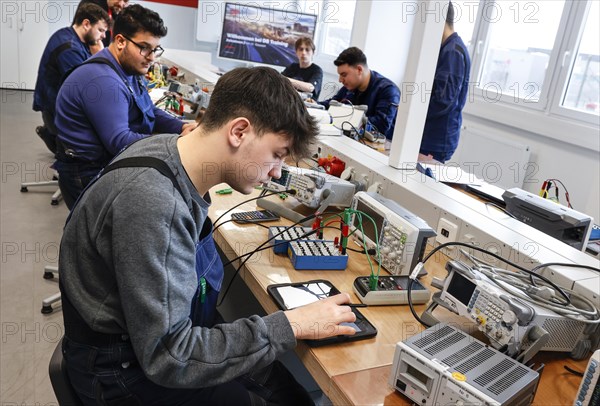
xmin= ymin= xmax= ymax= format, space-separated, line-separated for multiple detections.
xmin=267 ymin=280 xmax=377 ymax=347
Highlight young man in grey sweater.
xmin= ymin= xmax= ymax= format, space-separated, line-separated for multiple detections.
xmin=58 ymin=66 xmax=356 ymax=405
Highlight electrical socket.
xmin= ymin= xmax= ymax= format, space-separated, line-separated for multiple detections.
xmin=436 ymin=217 xmax=459 ymax=245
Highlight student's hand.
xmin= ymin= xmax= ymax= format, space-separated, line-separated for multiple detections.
xmin=284 ymin=293 xmax=357 ymax=340
xmin=180 ymin=122 xmax=198 ymax=136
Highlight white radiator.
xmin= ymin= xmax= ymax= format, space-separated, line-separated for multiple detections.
xmin=450 ymin=125 xmax=531 ymax=189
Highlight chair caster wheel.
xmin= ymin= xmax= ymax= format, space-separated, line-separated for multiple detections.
xmin=21 ymin=187 xmax=28 ymax=192
xmin=51 ymin=200 xmax=59 ymax=206
xmin=41 ymin=305 xmax=53 ymax=314
xmin=43 ymin=272 xmax=55 ymax=279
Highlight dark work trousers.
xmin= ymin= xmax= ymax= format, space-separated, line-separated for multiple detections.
xmin=53 ymin=137 xmax=108 ymax=210
xmin=63 ymin=336 xmax=315 ymax=406
xmin=38 ymin=110 xmax=58 ymax=155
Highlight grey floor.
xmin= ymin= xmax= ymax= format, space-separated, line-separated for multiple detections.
xmin=0 ymin=89 xmax=330 ymax=405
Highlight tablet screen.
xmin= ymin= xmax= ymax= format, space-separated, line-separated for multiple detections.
xmin=271 ymin=282 xmax=361 ymax=332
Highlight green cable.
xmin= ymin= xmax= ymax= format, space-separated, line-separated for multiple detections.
xmin=350 ymin=209 xmax=381 ymax=290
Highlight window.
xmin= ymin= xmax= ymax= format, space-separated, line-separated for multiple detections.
xmin=477 ymin=0 xmax=565 ymax=104
xmin=317 ymin=0 xmax=356 ymax=57
xmin=453 ymin=0 xmax=480 ymax=51
xmin=464 ymin=0 xmax=598 ymax=132
xmin=560 ymin=1 xmax=599 ymax=116
xmin=298 ymin=0 xmax=356 ymax=58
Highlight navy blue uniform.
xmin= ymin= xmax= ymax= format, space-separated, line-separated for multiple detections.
xmin=33 ymin=26 xmax=91 ymax=117
xmin=33 ymin=26 xmax=92 ymax=154
xmin=322 ymin=71 xmax=400 ymax=140
xmin=420 ymin=32 xmax=471 ymax=163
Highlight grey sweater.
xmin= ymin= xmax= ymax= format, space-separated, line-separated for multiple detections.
xmin=59 ymin=134 xmax=296 ymax=388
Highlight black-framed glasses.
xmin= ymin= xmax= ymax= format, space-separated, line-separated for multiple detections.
xmin=122 ymin=35 xmax=164 ymax=58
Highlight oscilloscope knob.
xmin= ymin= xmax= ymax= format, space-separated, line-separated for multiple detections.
xmin=502 ymin=310 xmax=517 ymax=326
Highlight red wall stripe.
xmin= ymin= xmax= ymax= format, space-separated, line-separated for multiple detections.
xmin=144 ymin=0 xmax=197 ymax=8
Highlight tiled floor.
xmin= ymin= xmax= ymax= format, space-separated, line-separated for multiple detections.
xmin=0 ymin=89 xmax=329 ymax=405
xmin=1 ymin=89 xmax=68 ymax=404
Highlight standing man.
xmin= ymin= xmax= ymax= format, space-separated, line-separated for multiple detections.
xmin=33 ymin=3 xmax=109 ymax=155
xmin=59 ymin=66 xmax=357 ymax=405
xmin=282 ymin=37 xmax=323 ymax=100
xmin=54 ymin=4 xmax=196 ymax=209
xmin=77 ymin=0 xmax=129 ymax=47
xmin=321 ymin=47 xmax=400 ymax=140
xmin=419 ymin=1 xmax=471 ymax=163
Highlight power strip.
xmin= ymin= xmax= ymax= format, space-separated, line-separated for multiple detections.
xmin=574 ymin=349 xmax=599 ymax=406
xmin=353 ymin=275 xmax=430 ymax=305
xmin=288 ymin=241 xmax=348 ymax=270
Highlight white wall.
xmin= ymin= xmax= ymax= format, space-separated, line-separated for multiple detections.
xmin=138 ymin=1 xmax=206 ymax=52
xmin=0 ymin=1 xmax=73 ymax=89
xmin=351 ymin=1 xmax=414 ymax=85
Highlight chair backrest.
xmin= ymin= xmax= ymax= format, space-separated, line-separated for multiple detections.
xmin=49 ymin=338 xmax=84 ymax=406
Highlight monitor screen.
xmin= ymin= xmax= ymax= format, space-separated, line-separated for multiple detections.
xmin=354 ymin=199 xmax=384 ymax=245
xmin=218 ymin=3 xmax=317 ymax=68
xmin=446 ymin=272 xmax=477 ymax=306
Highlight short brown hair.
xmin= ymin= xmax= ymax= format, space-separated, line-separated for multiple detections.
xmin=73 ymin=3 xmax=110 ymax=26
xmin=295 ymin=37 xmax=315 ymax=52
xmin=201 ymin=67 xmax=318 ymax=159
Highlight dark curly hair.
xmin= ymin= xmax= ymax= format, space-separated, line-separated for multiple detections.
xmin=334 ymin=47 xmax=367 ymax=68
xmin=113 ymin=4 xmax=167 ymax=39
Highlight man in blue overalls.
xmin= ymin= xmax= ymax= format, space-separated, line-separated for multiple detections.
xmin=419 ymin=1 xmax=471 ymax=163
xmin=54 ymin=4 xmax=196 ymax=209
xmin=32 ymin=3 xmax=109 ymax=155
xmin=59 ymin=66 xmax=357 ymax=405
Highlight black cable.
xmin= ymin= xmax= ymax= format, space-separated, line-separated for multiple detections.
xmin=407 ymin=278 xmax=430 ymax=327
xmin=531 ymin=262 xmax=600 ymax=274
xmin=440 ymin=242 xmax=572 ymax=305
xmin=406 ymin=241 xmax=575 ymax=327
xmin=212 ymin=189 xmax=293 ymax=231
xmin=563 ymin=365 xmax=584 ymax=377
xmin=217 ymin=213 xmax=319 ymax=307
xmin=212 ymin=219 xmax=271 ymax=232
xmin=346 ymin=246 xmax=377 ymax=255
xmin=339 ymin=120 xmax=361 ymax=135
xmin=528 ymin=262 xmax=600 ymax=293
xmin=218 ymin=224 xmax=344 ymax=271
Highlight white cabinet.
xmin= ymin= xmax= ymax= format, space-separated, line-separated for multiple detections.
xmin=1 ymin=1 xmax=50 ymax=90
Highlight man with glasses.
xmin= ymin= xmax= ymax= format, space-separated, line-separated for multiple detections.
xmin=54 ymin=4 xmax=196 ymax=209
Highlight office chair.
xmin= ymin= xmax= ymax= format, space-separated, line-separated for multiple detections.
xmin=20 ymin=126 xmax=62 ymax=205
xmin=20 ymin=180 xmax=62 ymax=205
xmin=49 ymin=338 xmax=84 ymax=406
xmin=41 ymin=265 xmax=61 ymax=314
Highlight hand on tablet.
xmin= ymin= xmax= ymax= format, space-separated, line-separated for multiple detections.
xmin=284 ymin=293 xmax=357 ymax=340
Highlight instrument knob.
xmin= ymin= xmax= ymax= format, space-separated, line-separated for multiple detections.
xmin=502 ymin=310 xmax=517 ymax=325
